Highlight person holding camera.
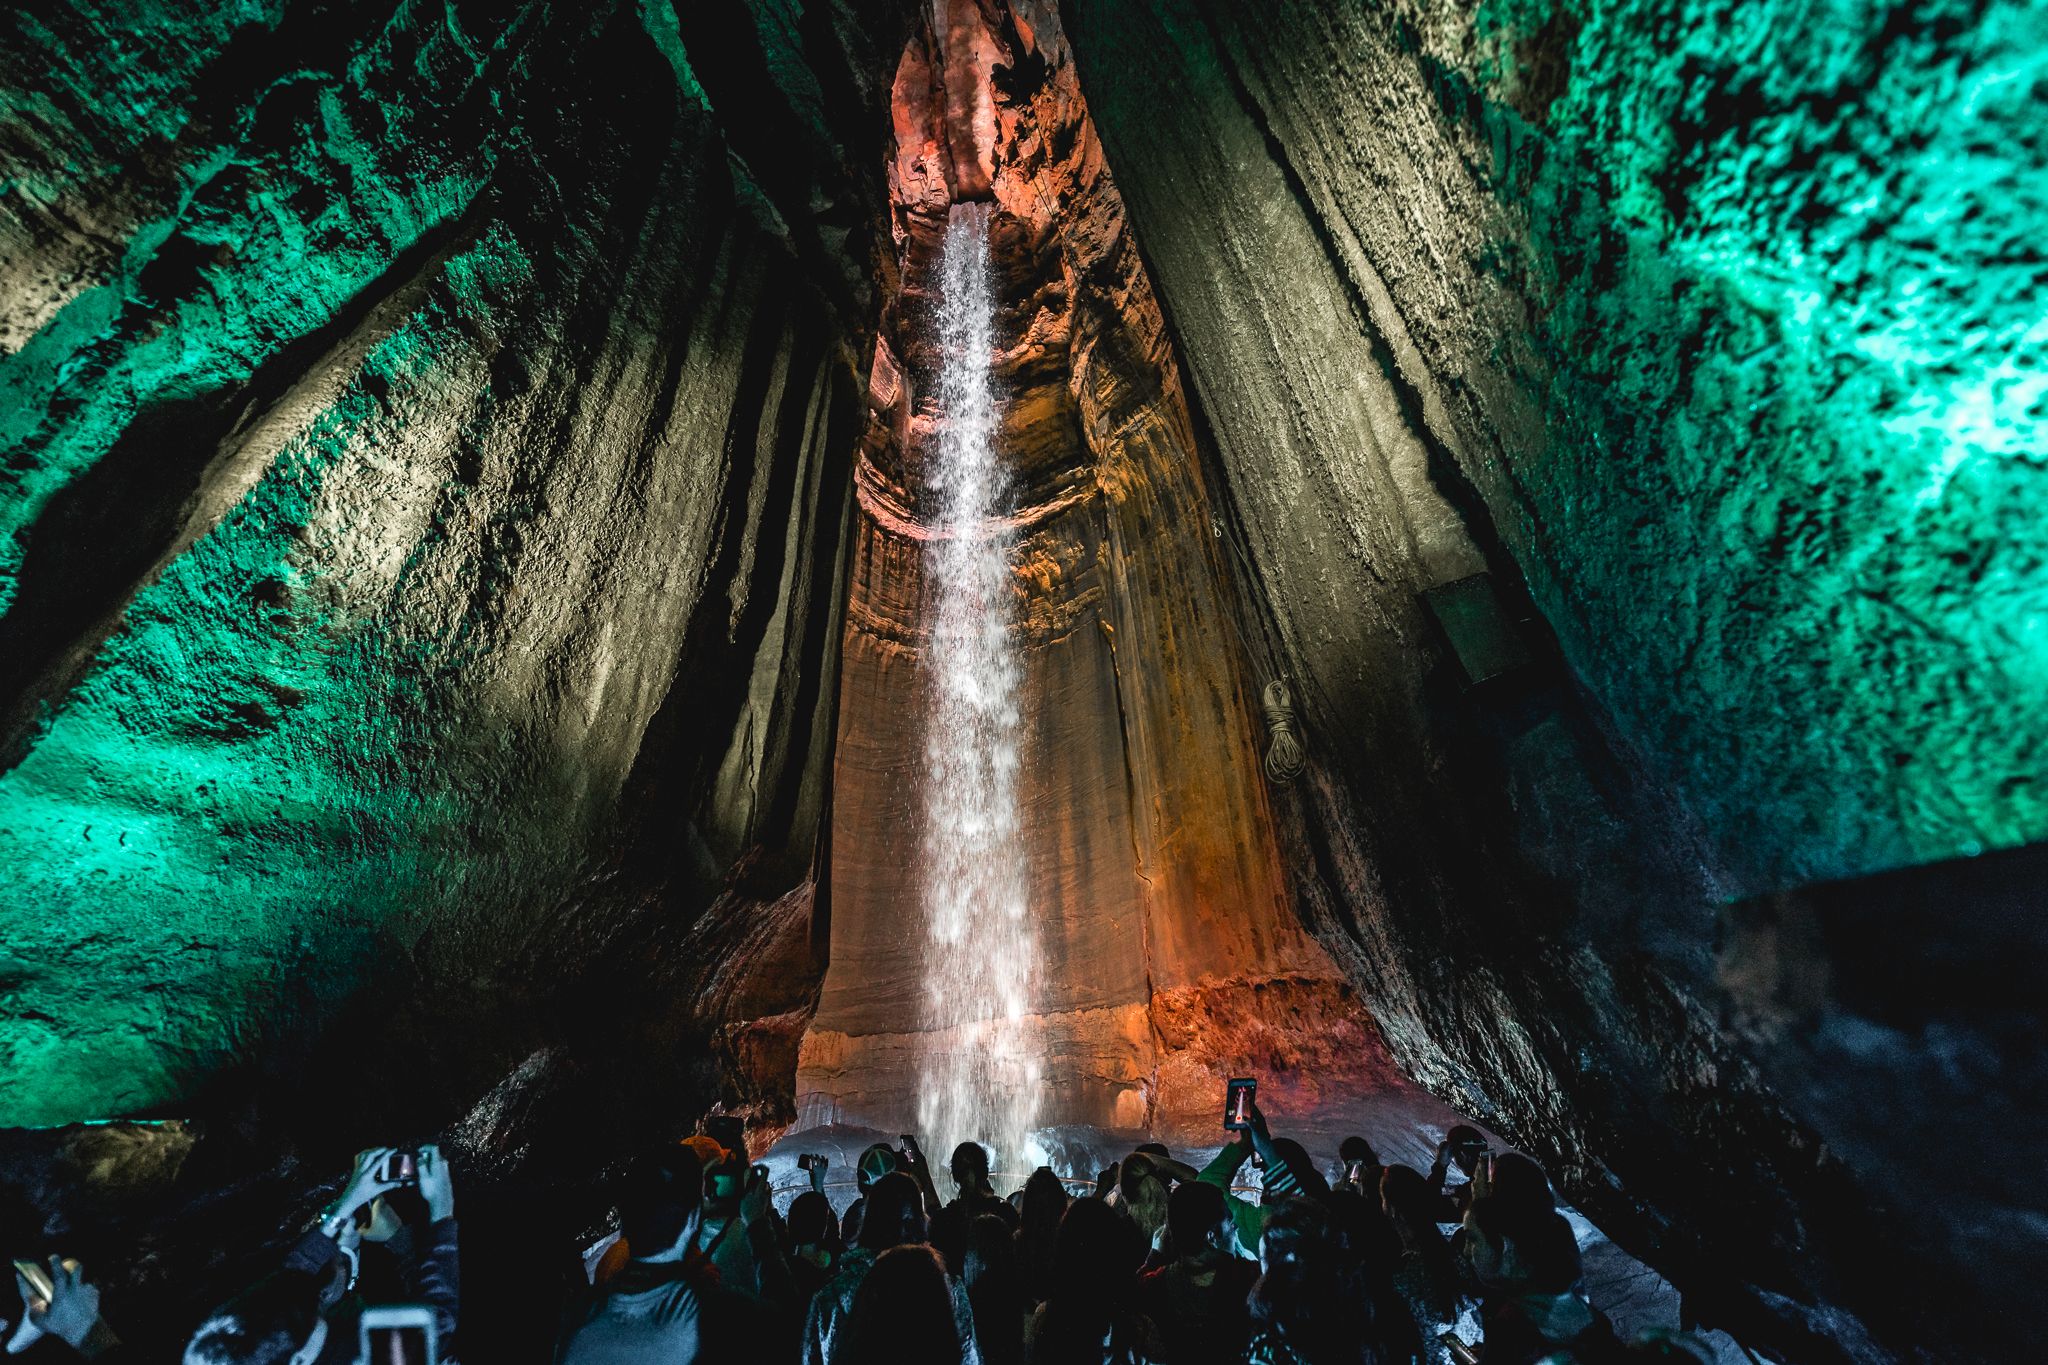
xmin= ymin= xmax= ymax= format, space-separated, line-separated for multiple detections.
xmin=5 ymin=1257 xmax=121 ymax=1359
xmin=1424 ymin=1128 xmax=1489 ymax=1225
xmin=1195 ymin=1102 xmax=1319 ymax=1259
xmin=184 ymin=1144 xmax=460 ymax=1365
xmin=693 ymin=1154 xmax=788 ymax=1305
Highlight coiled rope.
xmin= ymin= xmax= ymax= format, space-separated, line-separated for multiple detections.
xmin=1260 ymin=678 xmax=1308 ymax=784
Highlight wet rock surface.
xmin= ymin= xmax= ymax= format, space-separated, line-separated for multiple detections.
xmin=798 ymin=0 xmax=1380 ymax=1148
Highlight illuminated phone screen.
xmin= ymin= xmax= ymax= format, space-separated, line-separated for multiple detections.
xmin=366 ymin=1326 xmax=430 ymax=1365
xmin=1223 ymin=1078 xmax=1256 ymax=1129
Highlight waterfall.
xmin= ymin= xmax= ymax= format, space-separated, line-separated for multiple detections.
xmin=917 ymin=201 xmax=1040 ymax=1182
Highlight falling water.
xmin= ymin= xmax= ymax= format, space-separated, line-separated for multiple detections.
xmin=917 ymin=201 xmax=1040 ymax=1182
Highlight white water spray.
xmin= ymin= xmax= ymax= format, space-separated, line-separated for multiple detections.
xmin=917 ymin=202 xmax=1040 ymax=1181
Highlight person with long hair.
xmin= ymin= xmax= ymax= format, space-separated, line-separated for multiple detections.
xmin=1381 ymin=1165 xmax=1464 ymax=1363
xmin=1028 ymin=1197 xmax=1158 ymax=1364
xmin=1460 ymin=1154 xmax=1611 ymax=1364
xmin=964 ymin=1213 xmax=1029 ymax=1365
xmin=835 ymin=1244 xmax=975 ymax=1365
xmin=1243 ymin=1197 xmax=1386 ymax=1365
xmin=1014 ymin=1169 xmax=1069 ymax=1308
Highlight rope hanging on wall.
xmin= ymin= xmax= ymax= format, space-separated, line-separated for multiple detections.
xmin=1260 ymin=678 xmax=1308 ymax=785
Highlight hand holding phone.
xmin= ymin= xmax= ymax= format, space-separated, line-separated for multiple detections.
xmin=8 ymin=1258 xmax=107 ymax=1356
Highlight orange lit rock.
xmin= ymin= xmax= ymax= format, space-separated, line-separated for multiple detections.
xmin=798 ymin=0 xmax=1392 ymax=1144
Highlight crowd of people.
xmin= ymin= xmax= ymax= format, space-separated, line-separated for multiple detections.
xmin=4 ymin=1107 xmax=1728 ymax=1365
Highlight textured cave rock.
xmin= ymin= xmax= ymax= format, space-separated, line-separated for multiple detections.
xmin=796 ymin=0 xmax=1389 ymax=1147
xmin=0 ymin=0 xmax=915 ymax=1152
xmin=1061 ymin=1 xmax=2045 ymax=1359
xmin=0 ymin=2 xmax=2040 ymax=1362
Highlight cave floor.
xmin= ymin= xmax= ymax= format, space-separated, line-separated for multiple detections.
xmin=757 ymin=1084 xmax=1753 ymax=1363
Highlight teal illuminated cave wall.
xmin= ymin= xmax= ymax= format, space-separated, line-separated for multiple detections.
xmin=1068 ymin=0 xmax=2048 ymax=896
xmin=0 ymin=0 xmax=885 ymax=1128
xmin=1456 ymin=0 xmax=2048 ymax=887
xmin=1060 ymin=2 xmax=2047 ymax=1356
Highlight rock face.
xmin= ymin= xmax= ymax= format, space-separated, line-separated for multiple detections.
xmin=796 ymin=0 xmax=1388 ymax=1146
xmin=1060 ymin=1 xmax=2046 ymax=1360
xmin=0 ymin=0 xmax=899 ymax=1144
xmin=0 ymin=3 xmax=2041 ymax=1363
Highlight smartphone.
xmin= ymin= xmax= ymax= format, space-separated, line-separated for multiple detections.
xmin=11 ymin=1259 xmax=53 ymax=1309
xmin=358 ymin=1304 xmax=438 ymax=1365
xmin=900 ymin=1133 xmax=918 ymax=1150
xmin=1441 ymin=1332 xmax=1481 ymax=1365
xmin=1223 ymin=1077 xmax=1257 ymax=1130
xmin=379 ymin=1150 xmax=419 ymax=1185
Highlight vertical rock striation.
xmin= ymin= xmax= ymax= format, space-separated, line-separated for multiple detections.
xmin=0 ymin=0 xmax=908 ymax=1149
xmin=1063 ymin=0 xmax=2047 ymax=1359
xmin=798 ymin=0 xmax=1395 ymax=1149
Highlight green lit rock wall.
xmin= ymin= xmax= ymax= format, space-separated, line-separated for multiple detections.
xmin=1069 ymin=0 xmax=2046 ymax=896
xmin=1063 ymin=1 xmax=2046 ymax=1358
xmin=0 ymin=0 xmax=884 ymax=1129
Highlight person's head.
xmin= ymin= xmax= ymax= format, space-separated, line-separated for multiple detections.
xmin=1250 ymin=1198 xmax=1379 ymax=1363
xmin=1050 ymin=1193 xmax=1145 ymax=1306
xmin=963 ymin=1212 xmax=1019 ymax=1293
xmin=1019 ymin=1166 xmax=1068 ymax=1237
xmin=1487 ymin=1152 xmax=1553 ymax=1217
xmin=1337 ymin=1135 xmax=1378 ymax=1174
xmin=183 ymin=1274 xmax=325 ymax=1365
xmin=1379 ymin=1165 xmax=1441 ymax=1240
xmin=836 ymin=1244 xmax=963 ymax=1365
xmin=857 ymin=1142 xmax=901 ymax=1195
xmin=1134 ymin=1142 xmax=1170 ymax=1161
xmin=617 ymin=1144 xmax=705 ymax=1258
xmin=1267 ymin=1138 xmax=1330 ymax=1199
xmin=949 ymin=1141 xmax=992 ymax=1192
xmin=1444 ymin=1125 xmax=1485 ymax=1177
xmin=789 ymin=1190 xmax=839 ymax=1251
xmin=858 ymin=1170 xmax=927 ymax=1252
xmin=1166 ymin=1178 xmax=1234 ymax=1261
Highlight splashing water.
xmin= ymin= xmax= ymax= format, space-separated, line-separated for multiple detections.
xmin=918 ymin=202 xmax=1040 ymax=1183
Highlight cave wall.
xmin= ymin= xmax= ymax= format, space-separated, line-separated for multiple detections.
xmin=1061 ymin=0 xmax=2045 ymax=1360
xmin=2 ymin=1 xmax=2039 ymax=1359
xmin=0 ymin=0 xmax=906 ymax=1141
